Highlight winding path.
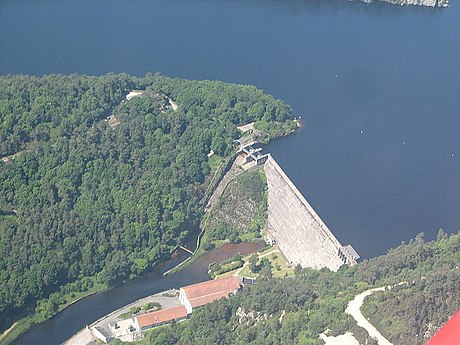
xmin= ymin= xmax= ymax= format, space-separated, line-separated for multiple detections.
xmin=345 ymin=287 xmax=393 ymax=345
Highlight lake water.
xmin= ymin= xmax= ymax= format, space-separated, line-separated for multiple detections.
xmin=1 ymin=0 xmax=459 ymax=342
xmin=1 ymin=0 xmax=459 ymax=258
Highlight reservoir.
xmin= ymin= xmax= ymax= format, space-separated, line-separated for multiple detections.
xmin=1 ymin=0 xmax=459 ymax=343
xmin=1 ymin=0 xmax=459 ymax=258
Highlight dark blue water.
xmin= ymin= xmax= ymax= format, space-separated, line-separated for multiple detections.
xmin=3 ymin=0 xmax=456 ymax=259
xmin=1 ymin=0 xmax=459 ymax=342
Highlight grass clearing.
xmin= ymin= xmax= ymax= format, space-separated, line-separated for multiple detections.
xmin=208 ymin=154 xmax=224 ymax=173
xmin=214 ymin=247 xmax=294 ymax=279
xmin=0 ymin=279 xmax=107 ymax=345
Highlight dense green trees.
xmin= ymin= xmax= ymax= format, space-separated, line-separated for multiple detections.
xmin=0 ymin=73 xmax=132 ymax=157
xmin=139 ymin=233 xmax=460 ymax=345
xmin=361 ymin=233 xmax=460 ymax=344
xmin=205 ymin=170 xmax=267 ymax=244
xmin=0 ymin=73 xmax=294 ymax=328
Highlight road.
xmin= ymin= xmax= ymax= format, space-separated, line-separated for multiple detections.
xmin=345 ymin=287 xmax=393 ymax=345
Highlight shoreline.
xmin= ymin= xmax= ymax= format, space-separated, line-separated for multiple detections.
xmin=0 ymin=323 xmax=18 ymax=343
xmin=64 ymin=242 xmax=265 ymax=344
xmin=8 ymin=121 xmax=297 ymax=345
xmin=163 ymin=227 xmax=205 ymax=276
xmin=65 ymin=290 xmax=179 ymax=344
xmin=0 ymin=286 xmax=108 ymax=345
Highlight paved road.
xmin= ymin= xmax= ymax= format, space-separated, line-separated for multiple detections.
xmin=66 ymin=290 xmax=180 ymax=345
xmin=345 ymin=287 xmax=393 ymax=345
xmin=319 ymin=332 xmax=360 ymax=345
xmin=65 ymin=328 xmax=97 ymax=345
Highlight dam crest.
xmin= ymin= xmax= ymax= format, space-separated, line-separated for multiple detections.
xmin=263 ymin=155 xmax=359 ymax=271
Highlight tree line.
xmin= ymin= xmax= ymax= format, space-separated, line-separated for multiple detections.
xmin=0 ymin=73 xmax=294 ymax=329
xmin=135 ymin=232 xmax=460 ymax=345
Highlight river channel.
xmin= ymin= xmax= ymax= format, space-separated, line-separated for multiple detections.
xmin=13 ymin=242 xmax=264 ymax=345
xmin=2 ymin=0 xmax=460 ymax=343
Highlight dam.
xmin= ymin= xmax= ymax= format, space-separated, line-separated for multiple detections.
xmin=263 ymin=155 xmax=359 ymax=271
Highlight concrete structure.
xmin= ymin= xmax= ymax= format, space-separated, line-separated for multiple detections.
xmin=136 ymin=306 xmax=187 ymax=331
xmin=264 ymin=155 xmax=358 ymax=271
xmin=92 ymin=326 xmax=111 ymax=343
xmin=264 ymin=235 xmax=277 ymax=246
xmin=67 ymin=277 xmax=242 ymax=344
xmin=237 ymin=122 xmax=255 ymax=133
xmin=106 ymin=318 xmax=139 ymax=342
xmin=241 ymin=277 xmax=257 ymax=285
xmin=342 ymin=244 xmax=360 ymax=261
xmin=179 ymin=276 xmax=241 ymax=314
xmin=236 ymin=143 xmax=269 ymax=166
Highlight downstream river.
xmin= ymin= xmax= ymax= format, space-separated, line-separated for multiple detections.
xmin=13 ymin=242 xmax=264 ymax=345
xmin=1 ymin=0 xmax=459 ymax=343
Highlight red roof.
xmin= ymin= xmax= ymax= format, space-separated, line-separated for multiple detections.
xmin=182 ymin=276 xmax=240 ymax=308
xmin=426 ymin=308 xmax=460 ymax=345
xmin=136 ymin=305 xmax=187 ymax=329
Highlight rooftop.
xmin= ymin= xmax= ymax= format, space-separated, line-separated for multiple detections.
xmin=136 ymin=305 xmax=187 ymax=329
xmin=181 ymin=276 xmax=240 ymax=308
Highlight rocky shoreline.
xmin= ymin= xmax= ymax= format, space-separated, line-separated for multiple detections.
xmin=361 ymin=0 xmax=449 ymax=7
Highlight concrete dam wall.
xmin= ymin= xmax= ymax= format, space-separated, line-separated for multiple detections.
xmin=264 ymin=155 xmax=358 ymax=271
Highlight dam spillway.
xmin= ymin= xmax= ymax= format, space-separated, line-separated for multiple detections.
xmin=264 ymin=155 xmax=358 ymax=271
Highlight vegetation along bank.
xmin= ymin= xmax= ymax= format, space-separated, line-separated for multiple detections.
xmin=0 ymin=73 xmax=297 ymax=343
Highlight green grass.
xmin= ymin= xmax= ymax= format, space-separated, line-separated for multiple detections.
xmin=208 ymin=154 xmax=224 ymax=173
xmin=269 ymin=251 xmax=295 ymax=278
xmin=239 ymin=231 xmax=262 ymax=243
xmin=211 ymin=247 xmax=294 ymax=280
xmin=0 ymin=317 xmax=38 ymax=345
xmin=257 ymin=245 xmax=272 ymax=254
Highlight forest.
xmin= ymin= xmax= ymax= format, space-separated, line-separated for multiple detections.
xmin=133 ymin=232 xmax=460 ymax=345
xmin=0 ymin=73 xmax=294 ymax=331
xmin=204 ymin=170 xmax=267 ymax=245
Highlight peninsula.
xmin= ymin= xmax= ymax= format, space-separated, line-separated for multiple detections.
xmin=1 ymin=74 xmax=458 ymax=345
xmin=0 ymin=73 xmax=296 ymax=344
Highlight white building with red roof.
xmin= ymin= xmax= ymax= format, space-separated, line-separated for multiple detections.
xmin=136 ymin=305 xmax=188 ymax=331
xmin=179 ymin=276 xmax=241 ymax=314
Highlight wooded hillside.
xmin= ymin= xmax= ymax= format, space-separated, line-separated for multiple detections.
xmin=0 ymin=73 xmax=293 ymax=328
xmin=136 ymin=233 xmax=460 ymax=345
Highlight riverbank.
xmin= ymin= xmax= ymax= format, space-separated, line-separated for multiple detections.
xmin=1 ymin=136 xmax=231 ymax=345
xmin=0 ymin=323 xmax=17 ymax=344
xmin=63 ymin=242 xmax=264 ymax=344
xmin=162 ymin=152 xmax=238 ymax=276
xmin=66 ymin=290 xmax=181 ymax=344
xmin=2 ymin=150 xmax=226 ymax=345
xmin=162 ymin=227 xmax=205 ymax=276
xmin=0 ymin=282 xmax=107 ymax=345
xmin=6 ymin=112 xmax=297 ymax=345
